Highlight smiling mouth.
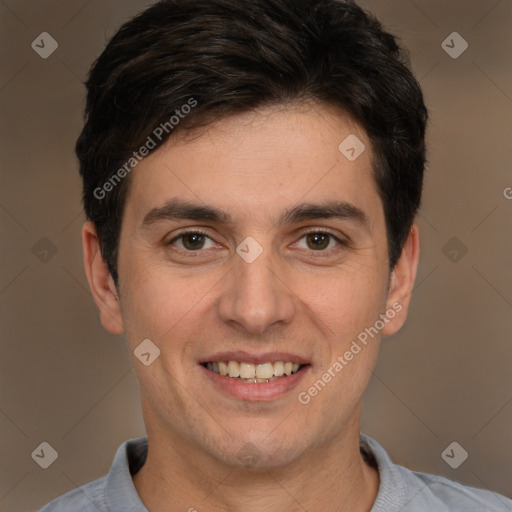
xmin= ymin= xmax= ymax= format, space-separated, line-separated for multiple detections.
xmin=202 ymin=361 xmax=308 ymax=383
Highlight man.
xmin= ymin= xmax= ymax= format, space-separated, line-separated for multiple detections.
xmin=40 ymin=0 xmax=512 ymax=510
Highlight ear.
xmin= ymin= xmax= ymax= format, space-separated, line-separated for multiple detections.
xmin=82 ymin=221 xmax=124 ymax=335
xmin=381 ymin=223 xmax=420 ymax=337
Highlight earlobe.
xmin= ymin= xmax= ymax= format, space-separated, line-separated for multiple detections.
xmin=381 ymin=224 xmax=420 ymax=337
xmin=82 ymin=221 xmax=125 ymax=335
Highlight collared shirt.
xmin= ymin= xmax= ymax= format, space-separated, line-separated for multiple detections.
xmin=38 ymin=433 xmax=512 ymax=511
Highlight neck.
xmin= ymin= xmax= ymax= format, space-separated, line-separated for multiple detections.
xmin=133 ymin=407 xmax=379 ymax=512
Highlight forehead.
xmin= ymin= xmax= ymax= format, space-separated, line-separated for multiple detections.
xmin=123 ymin=103 xmax=382 ymax=229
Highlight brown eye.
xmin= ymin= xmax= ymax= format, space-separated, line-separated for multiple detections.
xmin=168 ymin=230 xmax=215 ymax=251
xmin=294 ymin=231 xmax=347 ymax=255
xmin=304 ymin=231 xmax=342 ymax=251
xmin=305 ymin=232 xmax=330 ymax=250
xmin=181 ymin=233 xmax=206 ymax=250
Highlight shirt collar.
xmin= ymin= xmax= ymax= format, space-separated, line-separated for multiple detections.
xmin=105 ymin=437 xmax=149 ymax=511
xmin=360 ymin=433 xmax=409 ymax=511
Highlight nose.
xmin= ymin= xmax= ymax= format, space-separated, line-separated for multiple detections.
xmin=216 ymin=245 xmax=296 ymax=335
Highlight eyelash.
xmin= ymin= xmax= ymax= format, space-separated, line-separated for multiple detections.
xmin=168 ymin=229 xmax=211 ymax=249
xmin=167 ymin=228 xmax=348 ymax=255
xmin=300 ymin=228 xmax=349 ymax=254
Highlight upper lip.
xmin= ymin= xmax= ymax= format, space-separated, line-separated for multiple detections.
xmin=200 ymin=351 xmax=310 ymax=365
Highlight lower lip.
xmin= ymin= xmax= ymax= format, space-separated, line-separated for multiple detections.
xmin=200 ymin=364 xmax=311 ymax=402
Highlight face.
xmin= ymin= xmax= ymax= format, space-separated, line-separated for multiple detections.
xmin=84 ymin=103 xmax=417 ymax=470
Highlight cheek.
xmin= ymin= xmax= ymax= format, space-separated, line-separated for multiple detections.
xmin=120 ymin=263 xmax=219 ymax=349
xmin=298 ymin=264 xmax=388 ymax=335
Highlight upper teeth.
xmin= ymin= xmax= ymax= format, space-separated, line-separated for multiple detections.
xmin=206 ymin=361 xmax=301 ymax=378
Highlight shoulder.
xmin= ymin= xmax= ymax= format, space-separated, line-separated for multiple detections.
xmin=396 ymin=465 xmax=512 ymax=511
xmin=360 ymin=434 xmax=512 ymax=512
xmin=37 ymin=437 xmax=148 ymax=512
xmin=38 ymin=475 xmax=108 ymax=511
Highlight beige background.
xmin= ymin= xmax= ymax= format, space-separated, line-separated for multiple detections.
xmin=1 ymin=0 xmax=511 ymax=510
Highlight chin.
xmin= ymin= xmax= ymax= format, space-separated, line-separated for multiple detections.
xmin=206 ymin=434 xmax=308 ymax=471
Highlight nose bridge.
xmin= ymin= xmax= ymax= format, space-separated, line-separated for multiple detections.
xmin=217 ymin=240 xmax=295 ymax=333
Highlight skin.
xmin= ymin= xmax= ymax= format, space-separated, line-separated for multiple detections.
xmin=82 ymin=103 xmax=420 ymax=512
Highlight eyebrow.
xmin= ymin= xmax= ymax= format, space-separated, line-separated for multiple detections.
xmin=140 ymin=198 xmax=370 ymax=232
